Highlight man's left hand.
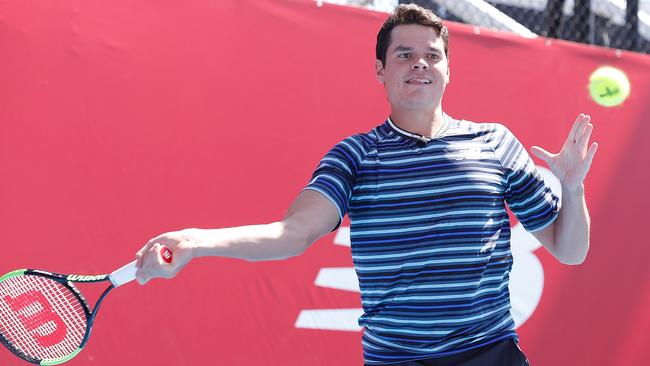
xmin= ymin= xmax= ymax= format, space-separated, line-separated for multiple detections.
xmin=530 ymin=113 xmax=598 ymax=194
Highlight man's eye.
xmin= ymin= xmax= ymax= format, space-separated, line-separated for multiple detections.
xmin=398 ymin=53 xmax=410 ymax=59
xmin=429 ymin=54 xmax=440 ymax=60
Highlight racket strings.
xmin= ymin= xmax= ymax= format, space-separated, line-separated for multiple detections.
xmin=0 ymin=275 xmax=88 ymax=361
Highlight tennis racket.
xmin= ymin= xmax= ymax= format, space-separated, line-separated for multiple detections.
xmin=0 ymin=246 xmax=173 ymax=365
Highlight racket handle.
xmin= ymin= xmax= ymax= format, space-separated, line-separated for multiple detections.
xmin=109 ymin=246 xmax=174 ymax=287
xmin=110 ymin=261 xmax=137 ymax=287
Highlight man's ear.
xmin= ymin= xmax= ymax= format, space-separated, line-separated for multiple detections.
xmin=375 ymin=60 xmax=384 ymax=84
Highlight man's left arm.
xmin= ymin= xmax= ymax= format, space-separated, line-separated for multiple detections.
xmin=529 ymin=113 xmax=598 ymax=265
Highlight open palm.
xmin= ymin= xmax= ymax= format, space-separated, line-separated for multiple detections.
xmin=531 ymin=114 xmax=598 ymax=194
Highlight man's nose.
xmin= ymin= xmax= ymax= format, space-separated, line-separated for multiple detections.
xmin=412 ymin=58 xmax=429 ymax=70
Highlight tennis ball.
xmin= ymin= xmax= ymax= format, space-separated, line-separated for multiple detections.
xmin=589 ymin=66 xmax=630 ymax=107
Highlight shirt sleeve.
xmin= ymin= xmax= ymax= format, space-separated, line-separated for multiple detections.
xmin=492 ymin=124 xmax=560 ymax=232
xmin=303 ymin=135 xmax=365 ymax=230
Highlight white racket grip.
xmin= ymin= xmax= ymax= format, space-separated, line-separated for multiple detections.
xmin=109 ymin=261 xmax=137 ymax=287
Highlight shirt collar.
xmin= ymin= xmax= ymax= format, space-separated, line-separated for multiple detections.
xmin=386 ymin=114 xmax=450 ymax=143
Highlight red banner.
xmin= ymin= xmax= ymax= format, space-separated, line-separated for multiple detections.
xmin=1 ymin=0 xmax=649 ymax=365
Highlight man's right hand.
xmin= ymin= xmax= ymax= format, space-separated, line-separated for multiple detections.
xmin=135 ymin=229 xmax=199 ymax=285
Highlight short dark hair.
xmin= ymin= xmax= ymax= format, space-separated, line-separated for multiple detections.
xmin=376 ymin=4 xmax=449 ymax=67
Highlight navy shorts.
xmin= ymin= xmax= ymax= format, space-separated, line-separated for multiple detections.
xmin=367 ymin=339 xmax=530 ymax=366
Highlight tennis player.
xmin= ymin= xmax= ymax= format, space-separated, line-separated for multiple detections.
xmin=135 ymin=4 xmax=597 ymax=365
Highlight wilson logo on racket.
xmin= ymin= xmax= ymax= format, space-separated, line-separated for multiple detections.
xmin=4 ymin=290 xmax=68 ymax=347
xmin=66 ymin=274 xmax=108 ymax=282
xmin=161 ymin=247 xmax=173 ymax=263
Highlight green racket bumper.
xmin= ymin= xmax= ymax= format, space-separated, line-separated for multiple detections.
xmin=40 ymin=347 xmax=83 ymax=365
xmin=0 ymin=269 xmax=26 ymax=282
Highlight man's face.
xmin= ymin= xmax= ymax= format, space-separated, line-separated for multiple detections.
xmin=375 ymin=24 xmax=450 ymax=112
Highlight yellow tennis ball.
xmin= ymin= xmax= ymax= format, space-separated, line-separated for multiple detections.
xmin=589 ymin=66 xmax=630 ymax=107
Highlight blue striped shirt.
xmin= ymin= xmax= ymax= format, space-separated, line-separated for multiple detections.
xmin=304 ymin=115 xmax=559 ymax=364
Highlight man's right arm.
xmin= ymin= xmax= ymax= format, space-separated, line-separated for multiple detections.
xmin=135 ymin=190 xmax=340 ymax=284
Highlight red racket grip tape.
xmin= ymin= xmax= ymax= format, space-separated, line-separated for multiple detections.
xmin=160 ymin=246 xmax=173 ymax=263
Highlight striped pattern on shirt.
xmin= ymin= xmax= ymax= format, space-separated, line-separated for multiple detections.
xmin=304 ymin=116 xmax=559 ymax=365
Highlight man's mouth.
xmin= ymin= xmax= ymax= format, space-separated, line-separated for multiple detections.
xmin=405 ymin=78 xmax=432 ymax=85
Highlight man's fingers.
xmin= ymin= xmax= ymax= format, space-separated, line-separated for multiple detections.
xmin=135 ymin=241 xmax=156 ymax=269
xmin=567 ymin=115 xmax=581 ymax=142
xmin=530 ymin=146 xmax=554 ymax=165
xmin=136 ymin=242 xmax=178 ymax=284
xmin=575 ymin=121 xmax=587 ymax=143
xmin=569 ymin=114 xmax=586 ymax=143
xmin=576 ymin=142 xmax=599 ymax=182
xmin=135 ymin=231 xmax=188 ymax=285
xmin=137 ymin=243 xmax=163 ymax=285
xmin=136 ymin=272 xmax=148 ymax=285
xmin=577 ymin=123 xmax=594 ymax=150
xmin=135 ymin=262 xmax=150 ymax=285
xmin=585 ymin=142 xmax=598 ymax=168
xmin=137 ymin=233 xmax=178 ymax=267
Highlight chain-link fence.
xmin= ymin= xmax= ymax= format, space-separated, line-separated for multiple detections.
xmin=321 ymin=0 xmax=650 ymax=54
xmin=408 ymin=0 xmax=649 ymax=53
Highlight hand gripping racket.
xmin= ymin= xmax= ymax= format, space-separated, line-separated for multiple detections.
xmin=0 ymin=247 xmax=173 ymax=365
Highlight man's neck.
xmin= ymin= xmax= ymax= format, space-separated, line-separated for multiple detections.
xmin=389 ymin=107 xmax=446 ymax=138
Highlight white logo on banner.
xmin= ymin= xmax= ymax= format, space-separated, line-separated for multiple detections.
xmin=295 ymin=167 xmax=561 ymax=332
